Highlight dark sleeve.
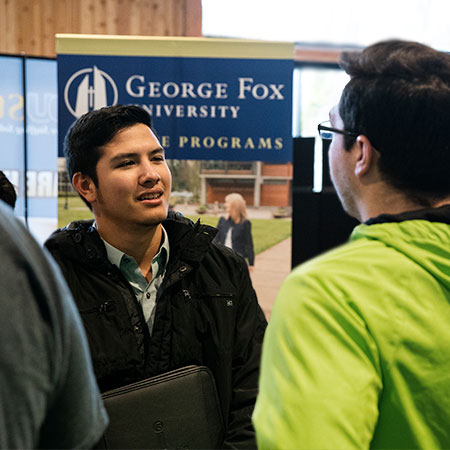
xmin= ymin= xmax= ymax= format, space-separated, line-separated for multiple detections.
xmin=224 ymin=261 xmax=267 ymax=449
xmin=0 ymin=206 xmax=108 ymax=449
xmin=214 ymin=217 xmax=226 ymax=244
xmin=38 ymin=255 xmax=109 ymax=449
xmin=243 ymin=220 xmax=255 ymax=266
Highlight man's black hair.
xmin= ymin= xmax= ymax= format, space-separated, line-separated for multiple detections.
xmin=339 ymin=40 xmax=450 ymax=202
xmin=0 ymin=171 xmax=17 ymax=208
xmin=64 ymin=105 xmax=154 ymax=208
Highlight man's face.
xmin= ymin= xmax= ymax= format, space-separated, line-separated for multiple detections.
xmin=328 ymin=106 xmax=359 ymax=219
xmin=91 ymin=123 xmax=172 ymax=231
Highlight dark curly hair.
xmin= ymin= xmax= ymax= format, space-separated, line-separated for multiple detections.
xmin=339 ymin=40 xmax=450 ymax=202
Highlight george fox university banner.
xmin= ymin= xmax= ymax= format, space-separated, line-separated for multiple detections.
xmin=57 ymin=35 xmax=294 ymax=162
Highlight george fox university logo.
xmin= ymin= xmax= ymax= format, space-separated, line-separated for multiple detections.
xmin=64 ymin=66 xmax=119 ymax=118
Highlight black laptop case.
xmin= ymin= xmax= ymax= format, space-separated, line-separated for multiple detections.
xmin=99 ymin=365 xmax=224 ymax=449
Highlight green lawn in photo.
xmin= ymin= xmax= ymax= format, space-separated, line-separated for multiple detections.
xmin=186 ymin=214 xmax=291 ymax=255
xmin=58 ymin=196 xmax=94 ymax=228
xmin=58 ymin=196 xmax=291 ymax=255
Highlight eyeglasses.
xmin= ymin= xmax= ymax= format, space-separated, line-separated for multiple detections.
xmin=317 ymin=120 xmax=359 ymax=140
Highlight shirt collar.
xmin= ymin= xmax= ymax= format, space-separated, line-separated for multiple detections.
xmin=100 ymin=224 xmax=170 ymax=275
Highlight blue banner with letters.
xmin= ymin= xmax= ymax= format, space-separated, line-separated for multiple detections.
xmin=0 ymin=55 xmax=57 ymax=241
xmin=57 ymin=36 xmax=293 ymax=162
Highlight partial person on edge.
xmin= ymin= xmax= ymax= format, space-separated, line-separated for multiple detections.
xmin=45 ymin=105 xmax=267 ymax=449
xmin=0 ymin=200 xmax=108 ymax=449
xmin=0 ymin=170 xmax=17 ymax=208
xmin=253 ymin=40 xmax=450 ymax=449
xmin=214 ymin=193 xmax=255 ymax=272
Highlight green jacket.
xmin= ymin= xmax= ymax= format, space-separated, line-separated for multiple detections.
xmin=253 ymin=206 xmax=450 ymax=449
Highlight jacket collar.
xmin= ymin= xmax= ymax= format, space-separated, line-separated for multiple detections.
xmin=365 ymin=204 xmax=450 ymax=226
xmin=163 ymin=212 xmax=217 ymax=264
xmin=51 ymin=211 xmax=218 ymax=266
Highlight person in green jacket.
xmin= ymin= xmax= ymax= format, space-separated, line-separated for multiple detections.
xmin=253 ymin=40 xmax=450 ymax=449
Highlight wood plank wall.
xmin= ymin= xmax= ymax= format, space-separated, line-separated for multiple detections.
xmin=0 ymin=0 xmax=202 ymax=58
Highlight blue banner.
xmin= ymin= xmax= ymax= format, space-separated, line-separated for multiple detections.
xmin=57 ymin=37 xmax=293 ymax=162
xmin=0 ymin=56 xmax=58 ymax=241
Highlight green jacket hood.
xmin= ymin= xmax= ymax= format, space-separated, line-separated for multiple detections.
xmin=350 ymin=205 xmax=450 ymax=292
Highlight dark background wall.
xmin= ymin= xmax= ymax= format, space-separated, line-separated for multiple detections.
xmin=291 ymin=137 xmax=359 ymax=268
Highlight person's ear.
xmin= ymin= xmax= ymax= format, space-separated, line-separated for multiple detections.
xmin=354 ymin=135 xmax=378 ymax=177
xmin=72 ymin=172 xmax=97 ymax=204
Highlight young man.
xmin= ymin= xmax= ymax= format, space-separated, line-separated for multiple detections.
xmin=253 ymin=40 xmax=450 ymax=449
xmin=0 ymin=200 xmax=108 ymax=449
xmin=45 ymin=105 xmax=267 ymax=448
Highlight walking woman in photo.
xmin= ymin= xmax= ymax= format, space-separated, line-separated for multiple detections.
xmin=215 ymin=193 xmax=255 ymax=271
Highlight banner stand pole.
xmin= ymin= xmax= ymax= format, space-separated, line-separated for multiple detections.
xmin=21 ymin=52 xmax=29 ymax=226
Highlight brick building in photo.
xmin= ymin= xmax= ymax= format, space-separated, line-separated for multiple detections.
xmin=199 ymin=161 xmax=293 ymax=207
